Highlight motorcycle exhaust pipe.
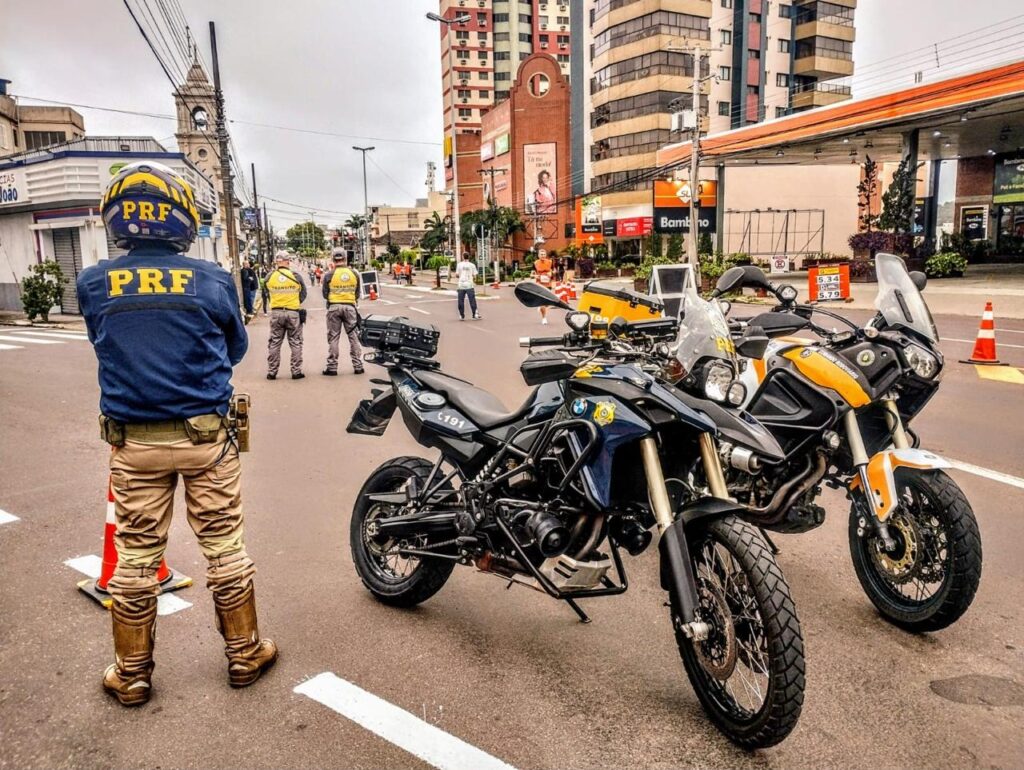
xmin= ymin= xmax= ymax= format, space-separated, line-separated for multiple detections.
xmin=372 ymin=511 xmax=458 ymax=540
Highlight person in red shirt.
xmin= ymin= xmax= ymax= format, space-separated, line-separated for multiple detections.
xmin=533 ymin=249 xmax=554 ymax=325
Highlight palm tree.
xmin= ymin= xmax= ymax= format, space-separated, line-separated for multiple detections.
xmin=421 ymin=211 xmax=450 ymax=256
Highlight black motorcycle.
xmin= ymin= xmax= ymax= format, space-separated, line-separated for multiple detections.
xmin=345 ymin=283 xmax=805 ymax=749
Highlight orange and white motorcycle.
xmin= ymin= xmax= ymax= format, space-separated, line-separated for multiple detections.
xmin=667 ymin=253 xmax=981 ymax=632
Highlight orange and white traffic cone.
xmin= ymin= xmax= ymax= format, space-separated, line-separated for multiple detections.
xmin=76 ymin=476 xmax=192 ymax=608
xmin=369 ymin=287 xmax=378 ymax=301
xmin=960 ymin=301 xmax=1005 ymax=366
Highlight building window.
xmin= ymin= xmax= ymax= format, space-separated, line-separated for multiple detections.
xmin=795 ymin=1 xmax=854 ymax=26
xmin=748 ymin=48 xmax=760 ymax=59
xmin=776 ymin=73 xmax=789 ymax=88
xmin=779 ymin=38 xmax=791 ymax=53
xmin=494 ymin=31 xmax=510 ymax=41
xmin=458 ymin=89 xmax=471 ymax=99
xmin=779 ymin=4 xmax=792 ymax=18
xmin=495 ymin=90 xmax=511 ymax=101
xmin=557 ymin=54 xmax=570 ymax=63
xmin=520 ymin=51 xmax=530 ymax=59
xmin=493 ymin=12 xmax=509 ymax=22
xmin=519 ymin=13 xmax=532 ymax=23
xmin=478 ymin=50 xmax=488 ymax=59
xmin=494 ymin=72 xmax=510 ymax=80
xmin=749 ymin=12 xmax=761 ymax=23
xmin=458 ymin=108 xmax=472 ymax=119
xmin=477 ymin=31 xmax=487 ymax=41
xmin=746 ymin=85 xmax=759 ymax=96
xmin=197 ymin=148 xmax=209 ymax=160
xmin=795 ymin=36 xmax=854 ymax=60
xmin=540 ymin=34 xmax=549 ymax=44
xmin=717 ymin=100 xmax=731 ymax=116
xmin=590 ymin=128 xmax=676 ymax=161
xmin=590 ymin=90 xmax=706 ymax=128
xmin=24 ymin=130 xmax=67 ymax=150
xmin=455 ymin=30 xmax=469 ymax=40
xmin=721 ymin=0 xmax=733 ymax=7
xmin=592 ymin=51 xmax=707 ymax=92
xmin=718 ymin=65 xmax=731 ymax=81
xmin=407 ymin=213 xmax=419 ymax=228
xmin=494 ymin=50 xmax=510 ymax=60
xmin=519 ymin=32 xmax=531 ymax=42
xmin=477 ymin=12 xmax=487 ymax=24
xmin=480 ymin=70 xmax=490 ymax=79
xmin=479 ymin=90 xmax=489 ymax=98
xmin=721 ymin=29 xmax=732 ymax=45
xmin=557 ymin=15 xmax=569 ymax=24
xmin=775 ymin=106 xmax=788 ymax=118
xmin=593 ymin=10 xmax=711 ymax=56
xmin=557 ymin=35 xmax=570 ymax=44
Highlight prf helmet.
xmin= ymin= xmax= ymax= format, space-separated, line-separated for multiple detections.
xmin=100 ymin=161 xmax=200 ymax=252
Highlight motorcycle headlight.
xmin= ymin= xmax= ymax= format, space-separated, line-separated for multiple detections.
xmin=905 ymin=343 xmax=939 ymax=379
xmin=702 ymin=362 xmax=734 ymax=403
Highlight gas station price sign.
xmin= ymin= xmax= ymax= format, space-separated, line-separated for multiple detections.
xmin=808 ymin=263 xmax=850 ymax=302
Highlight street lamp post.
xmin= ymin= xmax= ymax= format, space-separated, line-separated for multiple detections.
xmin=353 ymin=145 xmax=375 ymax=265
xmin=427 ymin=10 xmax=471 ymax=260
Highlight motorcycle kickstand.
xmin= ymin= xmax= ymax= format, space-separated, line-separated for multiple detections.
xmin=759 ymin=527 xmax=781 ymax=555
xmin=564 ymin=598 xmax=591 ymax=624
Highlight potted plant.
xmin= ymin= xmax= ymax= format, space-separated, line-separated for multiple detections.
xmin=20 ymin=261 xmax=66 ymax=323
xmin=925 ymin=251 xmax=968 ymax=278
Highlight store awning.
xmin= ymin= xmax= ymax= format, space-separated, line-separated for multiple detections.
xmin=656 ymin=60 xmax=1024 ymax=169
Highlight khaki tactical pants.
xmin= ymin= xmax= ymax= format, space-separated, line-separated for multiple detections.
xmin=325 ymin=304 xmax=363 ymax=372
xmin=108 ymin=430 xmax=255 ymax=613
xmin=268 ymin=308 xmax=303 ymax=376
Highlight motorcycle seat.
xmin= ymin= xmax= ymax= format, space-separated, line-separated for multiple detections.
xmin=414 ymin=370 xmax=536 ymax=429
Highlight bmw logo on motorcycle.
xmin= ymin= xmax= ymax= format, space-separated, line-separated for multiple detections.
xmin=570 ymin=398 xmax=588 ymax=416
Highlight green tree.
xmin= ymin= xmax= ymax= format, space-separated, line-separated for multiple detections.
xmin=857 ymin=155 xmax=880 ymax=232
xmin=643 ymin=233 xmax=663 ymax=258
xmin=421 ymin=211 xmax=450 ymax=256
xmin=879 ymin=157 xmax=921 ymax=235
xmin=20 ymin=261 xmax=66 ymax=323
xmin=697 ymin=231 xmax=714 ymax=256
xmin=286 ymin=221 xmax=326 ymax=257
xmin=459 ymin=205 xmax=526 ymax=250
xmin=666 ymin=234 xmax=685 ymax=260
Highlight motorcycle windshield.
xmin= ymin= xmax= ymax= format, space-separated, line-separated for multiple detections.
xmin=676 ymin=284 xmax=738 ymax=375
xmin=874 ymin=253 xmax=938 ymax=342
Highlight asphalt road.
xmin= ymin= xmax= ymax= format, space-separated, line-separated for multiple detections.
xmin=1 ymin=281 xmax=1022 ymax=770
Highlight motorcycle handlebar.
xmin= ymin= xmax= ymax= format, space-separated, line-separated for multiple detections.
xmin=519 ymin=335 xmax=568 ymax=348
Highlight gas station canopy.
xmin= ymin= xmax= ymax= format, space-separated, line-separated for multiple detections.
xmin=656 ymin=60 xmax=1024 ymax=169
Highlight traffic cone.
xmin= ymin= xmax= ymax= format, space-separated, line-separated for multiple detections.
xmin=76 ymin=476 xmax=192 ymax=608
xmin=960 ymin=301 xmax=1005 ymax=365
xmin=369 ymin=287 xmax=378 ymax=301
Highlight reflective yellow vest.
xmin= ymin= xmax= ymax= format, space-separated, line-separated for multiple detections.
xmin=327 ymin=267 xmax=359 ymax=305
xmin=267 ymin=268 xmax=303 ymax=310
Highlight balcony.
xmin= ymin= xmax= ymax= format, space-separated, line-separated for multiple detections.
xmin=790 ymin=81 xmax=852 ymax=110
xmin=795 ymin=19 xmax=855 ymax=43
xmin=794 ymin=54 xmax=854 ymax=79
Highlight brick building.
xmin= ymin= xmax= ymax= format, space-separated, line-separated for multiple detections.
xmin=479 ymin=54 xmax=573 ymax=260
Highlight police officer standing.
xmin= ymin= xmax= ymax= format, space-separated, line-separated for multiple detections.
xmin=76 ymin=161 xmax=277 ymax=706
xmin=265 ymin=250 xmax=307 ymax=380
xmin=322 ymin=247 xmax=364 ymax=376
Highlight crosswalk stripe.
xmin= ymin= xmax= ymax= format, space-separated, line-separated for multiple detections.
xmin=8 ymin=331 xmax=90 ymax=341
xmin=0 ymin=343 xmax=23 ymax=350
xmin=0 ymin=509 xmax=20 ymax=525
xmin=0 ymin=334 xmax=63 ymax=345
xmin=64 ymin=554 xmax=192 ymax=615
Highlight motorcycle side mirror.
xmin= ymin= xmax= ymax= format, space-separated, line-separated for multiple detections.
xmin=739 ymin=264 xmax=774 ymax=293
xmin=735 ymin=326 xmax=770 ymax=359
xmin=910 ymin=271 xmax=927 ymax=291
xmin=515 ymin=281 xmax=572 ymax=310
xmin=712 ymin=266 xmax=746 ymax=297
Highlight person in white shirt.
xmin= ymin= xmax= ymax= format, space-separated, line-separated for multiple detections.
xmin=454 ymin=253 xmax=481 ymax=320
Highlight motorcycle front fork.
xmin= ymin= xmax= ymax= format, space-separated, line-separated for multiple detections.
xmin=845 ymin=400 xmax=907 ymax=551
xmin=640 ymin=434 xmax=731 ymax=642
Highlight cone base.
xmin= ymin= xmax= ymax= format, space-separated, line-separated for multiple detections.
xmin=76 ymin=569 xmax=193 ymax=610
xmin=959 ymin=358 xmax=1006 ymax=366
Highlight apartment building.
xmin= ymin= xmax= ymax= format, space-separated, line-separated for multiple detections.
xmin=581 ymin=0 xmax=856 ymax=236
xmin=0 ymin=79 xmax=86 ymax=158
xmin=438 ymin=0 xmax=573 ymax=135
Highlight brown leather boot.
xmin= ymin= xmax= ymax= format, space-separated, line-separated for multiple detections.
xmin=213 ymin=585 xmax=278 ymax=687
xmin=102 ymin=597 xmax=157 ymax=706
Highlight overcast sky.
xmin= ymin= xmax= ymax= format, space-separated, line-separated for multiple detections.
xmin=2 ymin=0 xmax=1021 ymax=230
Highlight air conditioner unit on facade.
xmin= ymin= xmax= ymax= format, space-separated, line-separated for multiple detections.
xmin=671 ymin=110 xmax=698 ymax=132
xmin=541 ymin=23 xmax=547 ymax=29
xmin=541 ymin=42 xmax=548 ymax=48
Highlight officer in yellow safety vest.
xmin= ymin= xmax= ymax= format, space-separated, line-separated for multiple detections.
xmin=321 ymin=248 xmax=364 ymax=375
xmin=265 ymin=251 xmax=307 ymax=380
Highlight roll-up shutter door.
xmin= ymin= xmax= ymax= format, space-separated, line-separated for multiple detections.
xmin=52 ymin=228 xmax=83 ymax=315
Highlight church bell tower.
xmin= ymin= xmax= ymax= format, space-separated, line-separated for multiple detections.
xmin=174 ymin=58 xmax=221 ymax=194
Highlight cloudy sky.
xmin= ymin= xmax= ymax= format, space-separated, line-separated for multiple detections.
xmin=2 ymin=0 xmax=1021 ymax=230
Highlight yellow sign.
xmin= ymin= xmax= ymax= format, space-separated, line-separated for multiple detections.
xmin=592 ymin=401 xmax=616 ymax=426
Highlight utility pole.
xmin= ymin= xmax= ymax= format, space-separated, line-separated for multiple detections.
xmin=263 ymin=202 xmax=271 ymax=259
xmin=478 ymin=168 xmax=506 ymax=279
xmin=353 ymin=146 xmax=374 ymax=266
xmin=208 ymin=21 xmax=241 ymax=297
xmin=250 ymin=162 xmax=261 ymax=266
xmin=688 ymin=43 xmax=702 ymax=270
xmin=478 ymin=167 xmax=506 ymax=206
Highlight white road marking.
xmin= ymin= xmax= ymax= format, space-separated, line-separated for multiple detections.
xmin=408 ymin=306 xmax=431 ymax=315
xmin=9 ymin=331 xmax=90 ymax=341
xmin=0 ymin=509 xmax=19 ymax=525
xmin=64 ymin=554 xmax=192 ymax=614
xmin=0 ymin=343 xmax=23 ymax=350
xmin=464 ymin=323 xmax=493 ymax=333
xmin=998 ymin=328 xmax=1024 ymax=335
xmin=0 ymin=334 xmax=62 ymax=345
xmin=944 ymin=337 xmax=1024 ymax=350
xmin=295 ymin=672 xmax=517 ymax=770
xmin=948 ymin=459 xmax=1024 ymax=491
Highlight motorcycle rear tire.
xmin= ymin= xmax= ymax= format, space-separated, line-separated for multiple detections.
xmin=673 ymin=516 xmax=805 ymax=749
xmin=849 ymin=469 xmax=981 ymax=633
xmin=350 ymin=456 xmax=456 ymax=607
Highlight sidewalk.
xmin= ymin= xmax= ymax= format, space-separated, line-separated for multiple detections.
xmin=0 ymin=311 xmax=88 ymax=331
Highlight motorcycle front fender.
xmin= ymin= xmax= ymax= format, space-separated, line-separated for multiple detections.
xmin=849 ymin=448 xmax=951 ymax=522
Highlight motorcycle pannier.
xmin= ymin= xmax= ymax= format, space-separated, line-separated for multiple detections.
xmin=360 ymin=315 xmax=440 ymax=358
xmin=578 ymin=281 xmax=664 ymax=322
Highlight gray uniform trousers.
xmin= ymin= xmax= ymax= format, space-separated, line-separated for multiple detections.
xmin=267 ymin=308 xmax=303 ymax=375
xmin=325 ymin=304 xmax=363 ymax=372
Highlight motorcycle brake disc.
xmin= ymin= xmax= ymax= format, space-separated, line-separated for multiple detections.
xmin=871 ymin=511 xmax=921 ymax=584
xmin=693 ymin=581 xmax=738 ymax=680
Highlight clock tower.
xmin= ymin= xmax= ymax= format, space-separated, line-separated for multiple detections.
xmin=174 ymin=58 xmax=221 ymax=194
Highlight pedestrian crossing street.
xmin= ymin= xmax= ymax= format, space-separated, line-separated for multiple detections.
xmin=0 ymin=328 xmax=90 ymax=351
